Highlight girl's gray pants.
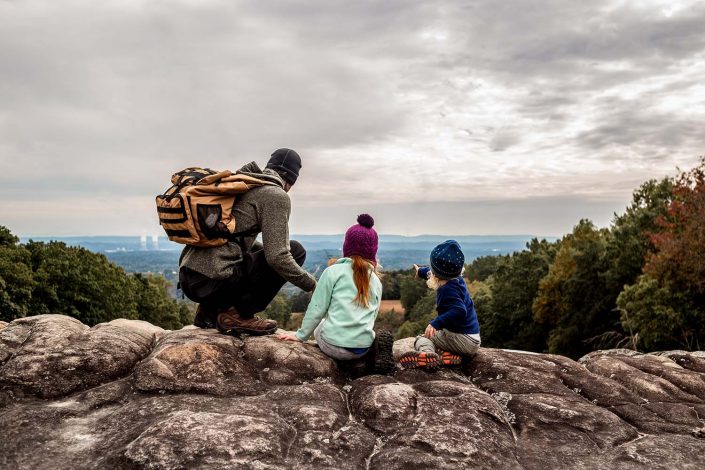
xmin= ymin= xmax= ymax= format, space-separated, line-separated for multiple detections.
xmin=314 ymin=321 xmax=368 ymax=360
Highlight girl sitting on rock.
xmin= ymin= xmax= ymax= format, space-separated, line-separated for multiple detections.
xmin=276 ymin=214 xmax=394 ymax=375
xmin=399 ymin=240 xmax=481 ymax=369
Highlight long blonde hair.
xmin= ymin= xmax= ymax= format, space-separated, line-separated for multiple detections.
xmin=328 ymin=255 xmax=381 ymax=307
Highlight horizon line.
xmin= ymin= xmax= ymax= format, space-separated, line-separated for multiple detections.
xmin=17 ymin=233 xmax=559 ymax=239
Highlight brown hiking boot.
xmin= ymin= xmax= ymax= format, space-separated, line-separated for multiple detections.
xmin=438 ymin=350 xmax=463 ymax=367
xmin=216 ymin=308 xmax=277 ymax=336
xmin=399 ymin=351 xmax=440 ymax=370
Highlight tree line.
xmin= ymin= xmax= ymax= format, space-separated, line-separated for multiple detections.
xmin=0 ymin=229 xmax=193 ymax=329
xmin=263 ymin=155 xmax=703 ymax=359
xmin=396 ymin=159 xmax=704 ymax=358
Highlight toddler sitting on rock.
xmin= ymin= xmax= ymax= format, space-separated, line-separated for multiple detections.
xmin=277 ymin=214 xmax=395 ymax=376
xmin=400 ymin=240 xmax=481 ymax=369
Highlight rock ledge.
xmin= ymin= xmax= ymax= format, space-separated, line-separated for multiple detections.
xmin=1 ymin=315 xmax=705 ymax=469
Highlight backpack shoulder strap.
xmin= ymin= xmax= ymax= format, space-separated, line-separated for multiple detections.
xmin=189 ymin=173 xmax=278 ymax=197
xmin=218 ymin=173 xmax=277 ymax=187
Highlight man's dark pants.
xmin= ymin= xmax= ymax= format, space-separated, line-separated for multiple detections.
xmin=179 ymin=240 xmax=306 ymax=319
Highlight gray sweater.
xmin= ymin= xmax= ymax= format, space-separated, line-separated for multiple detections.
xmin=179 ymin=162 xmax=317 ymax=292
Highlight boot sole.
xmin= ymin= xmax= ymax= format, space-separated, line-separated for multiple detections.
xmin=219 ymin=326 xmax=277 ymax=336
xmin=440 ymin=353 xmax=463 ymax=367
xmin=373 ymin=331 xmax=396 ymax=375
xmin=399 ymin=352 xmax=440 ymax=370
xmin=193 ymin=310 xmax=216 ymax=329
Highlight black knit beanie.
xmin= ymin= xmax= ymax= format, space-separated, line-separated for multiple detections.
xmin=266 ymin=148 xmax=302 ymax=185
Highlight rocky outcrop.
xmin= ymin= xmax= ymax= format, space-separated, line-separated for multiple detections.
xmin=0 ymin=315 xmax=163 ymax=398
xmin=1 ymin=315 xmax=705 ymax=469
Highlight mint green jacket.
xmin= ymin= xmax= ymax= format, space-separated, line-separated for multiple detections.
xmin=295 ymin=258 xmax=383 ymax=348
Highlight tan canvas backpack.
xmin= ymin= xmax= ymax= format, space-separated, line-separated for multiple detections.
xmin=156 ymin=167 xmax=272 ymax=247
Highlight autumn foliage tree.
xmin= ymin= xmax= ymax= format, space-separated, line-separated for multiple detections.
xmin=646 ymin=160 xmax=705 ymax=294
xmin=618 ymin=159 xmax=705 ymax=350
xmin=472 ymin=175 xmax=676 ymax=357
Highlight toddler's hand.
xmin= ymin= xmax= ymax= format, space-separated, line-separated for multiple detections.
xmin=424 ymin=324 xmax=437 ymax=339
xmin=276 ymin=333 xmax=301 ymax=342
xmin=413 ymin=264 xmax=420 ymax=276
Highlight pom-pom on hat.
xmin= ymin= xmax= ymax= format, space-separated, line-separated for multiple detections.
xmin=430 ymin=240 xmax=464 ymax=279
xmin=343 ymin=214 xmax=379 ymax=263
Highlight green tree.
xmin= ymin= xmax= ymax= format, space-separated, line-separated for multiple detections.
xmin=374 ymin=310 xmax=404 ymax=333
xmin=25 ymin=241 xmax=138 ymax=325
xmin=617 ymin=277 xmax=695 ymax=350
xmin=394 ymin=291 xmax=436 ymax=339
xmin=290 ymin=291 xmax=312 ymax=312
xmin=134 ymin=274 xmax=184 ymax=330
xmin=466 ymin=255 xmax=507 ymax=282
xmin=399 ymin=275 xmax=427 ymax=314
xmin=380 ymin=270 xmax=406 ymax=300
xmin=0 ymin=234 xmax=34 ymax=322
xmin=261 ymin=293 xmax=292 ymax=328
xmin=0 ymin=226 xmax=19 ymax=247
xmin=406 ymin=290 xmax=436 ymax=323
xmin=468 ymin=279 xmax=493 ymax=324
xmin=395 ymin=320 xmax=424 ymax=340
xmin=605 ymin=178 xmax=672 ymax=294
xmin=0 ymin=226 xmax=193 ymax=329
xmin=478 ymin=238 xmax=557 ymax=352
xmin=533 ymin=220 xmax=617 ymax=358
xmin=179 ymin=301 xmax=195 ymax=326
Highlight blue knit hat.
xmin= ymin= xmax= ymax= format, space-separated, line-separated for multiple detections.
xmin=430 ymin=240 xmax=464 ymax=279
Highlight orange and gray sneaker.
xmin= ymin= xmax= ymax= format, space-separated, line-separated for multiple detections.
xmin=438 ymin=350 xmax=463 ymax=367
xmin=399 ymin=351 xmax=440 ymax=370
xmin=216 ymin=307 xmax=277 ymax=336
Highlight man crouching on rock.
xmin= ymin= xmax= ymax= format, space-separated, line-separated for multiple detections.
xmin=178 ymin=148 xmax=317 ymax=336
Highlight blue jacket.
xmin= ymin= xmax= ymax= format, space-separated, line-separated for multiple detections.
xmin=418 ymin=267 xmax=480 ymax=335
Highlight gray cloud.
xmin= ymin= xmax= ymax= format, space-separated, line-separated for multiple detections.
xmin=0 ymin=0 xmax=703 ymax=236
xmin=292 ymin=196 xmax=632 ymax=237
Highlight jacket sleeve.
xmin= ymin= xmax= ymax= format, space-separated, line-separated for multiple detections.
xmin=430 ymin=288 xmax=466 ymax=331
xmin=259 ymin=191 xmax=317 ymax=292
xmin=417 ymin=266 xmax=431 ymax=280
xmin=295 ymin=267 xmax=336 ymax=341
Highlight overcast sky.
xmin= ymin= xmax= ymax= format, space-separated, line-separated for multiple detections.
xmin=1 ymin=0 xmax=703 ymax=237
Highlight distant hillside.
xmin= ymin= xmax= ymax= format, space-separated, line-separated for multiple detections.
xmin=19 ymin=234 xmax=548 ymax=275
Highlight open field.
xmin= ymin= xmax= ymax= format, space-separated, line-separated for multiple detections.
xmin=379 ymin=300 xmax=404 ymax=315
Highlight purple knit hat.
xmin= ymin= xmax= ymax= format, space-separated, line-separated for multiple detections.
xmin=343 ymin=214 xmax=378 ymax=263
